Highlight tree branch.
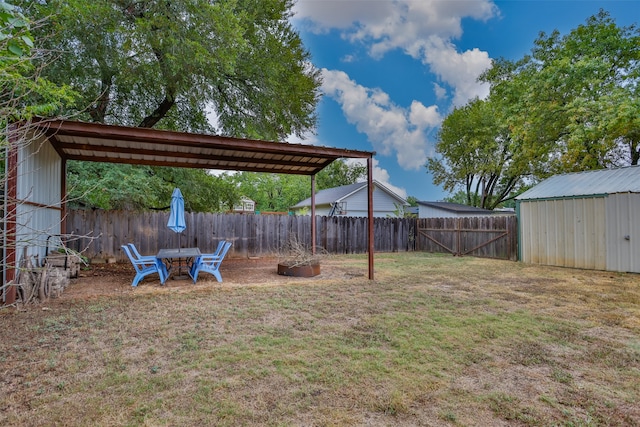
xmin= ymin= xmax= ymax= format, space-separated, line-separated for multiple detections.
xmin=138 ymin=94 xmax=175 ymax=128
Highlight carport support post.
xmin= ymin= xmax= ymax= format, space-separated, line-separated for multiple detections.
xmin=311 ymin=174 xmax=316 ymax=255
xmin=2 ymin=130 xmax=19 ymax=304
xmin=61 ymin=157 xmax=67 ymax=236
xmin=367 ymin=156 xmax=374 ymax=280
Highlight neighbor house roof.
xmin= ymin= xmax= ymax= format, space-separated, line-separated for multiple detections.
xmin=417 ymin=201 xmax=493 ymax=214
xmin=516 ymin=166 xmax=640 ymax=200
xmin=30 ymin=118 xmax=374 ymax=176
xmin=291 ymin=180 xmax=407 ymax=208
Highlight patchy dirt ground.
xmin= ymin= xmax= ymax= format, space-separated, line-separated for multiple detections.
xmin=60 ymin=256 xmax=367 ymax=301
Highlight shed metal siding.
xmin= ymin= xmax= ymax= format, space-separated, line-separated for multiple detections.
xmin=16 ymin=138 xmax=62 ymax=263
xmin=605 ymin=193 xmax=640 ymax=273
xmin=519 ymin=197 xmax=606 ymax=270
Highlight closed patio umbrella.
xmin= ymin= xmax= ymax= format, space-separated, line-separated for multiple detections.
xmin=167 ymin=188 xmax=187 ymax=278
xmin=167 ymin=188 xmax=186 ymax=249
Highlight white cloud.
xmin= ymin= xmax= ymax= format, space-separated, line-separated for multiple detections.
xmin=420 ymin=37 xmax=491 ymax=106
xmin=286 ymin=131 xmax=318 ymax=146
xmin=293 ymin=0 xmax=497 ymax=105
xmin=321 ymin=69 xmax=441 ymax=171
xmin=284 ymin=131 xmax=407 ymax=198
xmin=433 ymin=83 xmax=447 ymax=100
xmin=341 ymin=54 xmax=357 ymax=63
xmin=293 ymin=0 xmax=396 ymax=32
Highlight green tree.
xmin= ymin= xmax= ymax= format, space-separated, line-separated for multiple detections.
xmin=315 ymin=160 xmax=366 ymax=190
xmin=1 ymin=1 xmax=74 ymax=123
xmin=1 ymin=0 xmax=75 ymax=174
xmin=482 ymin=10 xmax=640 ymax=172
xmin=426 ymin=98 xmax=527 ymax=209
xmin=230 ymin=172 xmax=305 ymax=212
xmin=429 ymin=10 xmax=640 ymax=207
xmin=67 ymin=162 xmax=238 ymax=212
xmin=20 ymin=0 xmax=320 ymax=138
xmin=229 ymin=159 xmax=368 ymax=212
xmin=443 ymin=191 xmax=468 ymax=205
xmin=18 ymin=0 xmax=321 ymax=211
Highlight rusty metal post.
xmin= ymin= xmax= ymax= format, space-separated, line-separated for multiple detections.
xmin=3 ymin=131 xmax=19 ymax=304
xmin=311 ymin=174 xmax=316 ymax=256
xmin=367 ymin=157 xmax=374 ymax=280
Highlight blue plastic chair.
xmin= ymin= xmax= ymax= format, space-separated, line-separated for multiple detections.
xmin=127 ymin=243 xmax=156 ymax=262
xmin=121 ymin=245 xmax=168 ymax=287
xmin=189 ymin=241 xmax=232 ymax=283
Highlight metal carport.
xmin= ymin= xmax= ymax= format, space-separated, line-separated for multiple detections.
xmin=3 ymin=118 xmax=376 ymax=304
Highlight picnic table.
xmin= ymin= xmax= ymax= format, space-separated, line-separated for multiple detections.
xmin=157 ymin=247 xmax=201 ymax=279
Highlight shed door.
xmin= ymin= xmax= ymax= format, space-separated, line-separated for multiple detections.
xmin=606 ymin=193 xmax=640 ymax=273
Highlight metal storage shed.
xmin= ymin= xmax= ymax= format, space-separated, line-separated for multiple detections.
xmin=516 ymin=166 xmax=640 ymax=273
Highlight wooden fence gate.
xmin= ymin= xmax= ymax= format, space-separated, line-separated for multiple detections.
xmin=416 ymin=216 xmax=517 ymax=260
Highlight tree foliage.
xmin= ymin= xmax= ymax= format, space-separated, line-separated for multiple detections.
xmin=16 ymin=0 xmax=323 ymax=211
xmin=1 ymin=0 xmax=75 ymax=181
xmin=230 ymin=159 xmax=367 ymax=212
xmin=231 ymin=172 xmax=306 ymax=212
xmin=427 ymin=98 xmax=528 ymax=209
xmin=487 ymin=10 xmax=640 ymax=172
xmin=427 ymin=10 xmax=640 ymax=208
xmin=66 ymin=163 xmax=238 ymax=212
xmin=315 ymin=160 xmax=366 ymax=191
xmin=20 ymin=0 xmax=320 ymax=138
xmin=1 ymin=1 xmax=74 ymax=124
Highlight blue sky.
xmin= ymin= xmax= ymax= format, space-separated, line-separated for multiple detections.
xmin=288 ymin=0 xmax=639 ymax=202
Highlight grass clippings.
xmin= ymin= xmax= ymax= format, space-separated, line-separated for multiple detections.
xmin=1 ymin=252 xmax=639 ymax=426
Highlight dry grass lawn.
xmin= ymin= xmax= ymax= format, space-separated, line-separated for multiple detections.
xmin=1 ymin=252 xmax=639 ymax=426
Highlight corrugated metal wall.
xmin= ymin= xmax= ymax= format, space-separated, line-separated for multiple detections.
xmin=518 ymin=196 xmax=607 ymax=270
xmin=605 ymin=193 xmax=640 ymax=273
xmin=519 ymin=193 xmax=640 ymax=273
xmin=16 ymin=137 xmax=62 ymax=264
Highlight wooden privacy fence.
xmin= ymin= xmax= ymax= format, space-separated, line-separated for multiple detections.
xmin=65 ymin=210 xmax=517 ymax=262
xmin=415 ymin=216 xmax=518 ymax=261
xmin=65 ymin=210 xmax=414 ymax=261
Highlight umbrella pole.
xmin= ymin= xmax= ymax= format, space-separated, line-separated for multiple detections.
xmin=173 ymin=232 xmax=189 ymax=280
xmin=178 ymin=233 xmax=182 ymax=275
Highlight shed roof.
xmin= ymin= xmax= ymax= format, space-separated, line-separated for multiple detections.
xmin=32 ymin=119 xmax=373 ymax=175
xmin=291 ymin=180 xmax=407 ymax=208
xmin=417 ymin=201 xmax=493 ymax=214
xmin=516 ymin=166 xmax=640 ymax=200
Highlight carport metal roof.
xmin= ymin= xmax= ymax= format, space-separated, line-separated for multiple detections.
xmin=35 ymin=119 xmax=373 ymax=175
